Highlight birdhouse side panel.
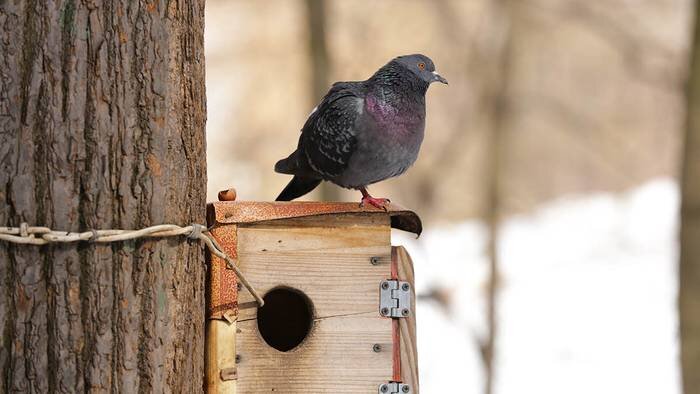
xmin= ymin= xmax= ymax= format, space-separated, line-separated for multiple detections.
xmin=395 ymin=246 xmax=419 ymax=392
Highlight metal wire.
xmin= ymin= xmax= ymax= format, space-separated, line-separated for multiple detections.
xmin=0 ymin=222 xmax=264 ymax=307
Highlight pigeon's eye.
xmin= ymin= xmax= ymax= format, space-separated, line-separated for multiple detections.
xmin=418 ymin=62 xmax=426 ymax=70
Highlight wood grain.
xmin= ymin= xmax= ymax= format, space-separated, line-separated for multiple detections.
xmin=234 ymin=214 xmax=394 ymax=393
xmin=206 ymin=320 xmax=237 ymax=394
xmin=236 ymin=215 xmax=391 ymax=320
xmin=237 ymin=313 xmax=392 ymax=393
xmin=395 ymin=246 xmax=420 ymax=392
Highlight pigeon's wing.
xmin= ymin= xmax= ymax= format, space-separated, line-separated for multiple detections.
xmin=299 ymin=82 xmax=364 ymax=178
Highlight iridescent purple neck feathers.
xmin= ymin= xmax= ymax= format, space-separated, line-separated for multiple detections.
xmin=365 ymin=93 xmax=425 ymax=136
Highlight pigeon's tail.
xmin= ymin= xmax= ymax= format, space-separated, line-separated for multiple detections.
xmin=276 ymin=176 xmax=322 ymax=201
xmin=274 ymin=151 xmax=299 ymax=175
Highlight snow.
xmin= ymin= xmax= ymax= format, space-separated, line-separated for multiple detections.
xmin=393 ymin=178 xmax=680 ymax=394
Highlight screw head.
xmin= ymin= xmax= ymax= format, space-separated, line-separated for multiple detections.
xmin=370 ymin=256 xmax=380 ymax=265
xmin=380 ymin=307 xmax=390 ymax=316
xmin=236 ymin=283 xmax=242 ymax=291
xmin=380 ymin=384 xmax=389 ymax=393
xmin=402 ymin=385 xmax=410 ymax=393
xmin=381 ymin=281 xmax=389 ymax=290
xmin=235 ymin=354 xmax=241 ymax=363
xmin=401 ymin=283 xmax=410 ymax=291
xmin=401 ymin=308 xmax=409 ymax=316
xmin=373 ymin=343 xmax=382 ymax=352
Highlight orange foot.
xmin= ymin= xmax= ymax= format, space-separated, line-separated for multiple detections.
xmin=359 ymin=187 xmax=391 ymax=211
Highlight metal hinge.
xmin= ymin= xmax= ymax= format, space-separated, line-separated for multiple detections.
xmin=379 ymin=279 xmax=411 ymax=318
xmin=379 ymin=382 xmax=411 ymax=393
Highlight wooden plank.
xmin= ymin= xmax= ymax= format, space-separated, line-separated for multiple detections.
xmin=395 ymin=246 xmax=420 ymax=392
xmin=237 ymin=313 xmax=392 ymax=393
xmin=234 ymin=214 xmax=393 ymax=393
xmin=235 ymin=214 xmax=391 ymax=319
xmin=206 ymin=319 xmax=237 ymax=394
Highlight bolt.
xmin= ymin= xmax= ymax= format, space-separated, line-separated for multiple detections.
xmin=373 ymin=343 xmax=382 ymax=352
xmin=381 ymin=281 xmax=389 ymax=290
xmin=402 ymin=385 xmax=410 ymax=393
xmin=218 ymin=188 xmax=237 ymax=202
xmin=380 ymin=307 xmax=390 ymax=316
xmin=370 ymin=256 xmax=380 ymax=265
xmin=401 ymin=283 xmax=410 ymax=291
xmin=401 ymin=308 xmax=409 ymax=317
xmin=380 ymin=384 xmax=389 ymax=393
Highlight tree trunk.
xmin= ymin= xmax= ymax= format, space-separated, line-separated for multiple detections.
xmin=0 ymin=1 xmax=207 ymax=393
xmin=478 ymin=2 xmax=514 ymax=394
xmin=681 ymin=4 xmax=700 ymax=393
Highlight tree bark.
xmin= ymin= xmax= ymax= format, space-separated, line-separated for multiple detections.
xmin=681 ymin=4 xmax=700 ymax=393
xmin=0 ymin=1 xmax=207 ymax=393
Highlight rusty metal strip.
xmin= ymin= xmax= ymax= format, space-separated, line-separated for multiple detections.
xmin=391 ymin=247 xmax=402 ymax=382
xmin=206 ymin=224 xmax=239 ymax=321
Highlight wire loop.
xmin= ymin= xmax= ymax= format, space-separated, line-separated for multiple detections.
xmin=0 ymin=222 xmax=264 ymax=307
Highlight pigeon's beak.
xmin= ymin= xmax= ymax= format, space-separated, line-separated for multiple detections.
xmin=432 ymin=71 xmax=448 ymax=85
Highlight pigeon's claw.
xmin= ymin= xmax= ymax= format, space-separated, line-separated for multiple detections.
xmin=358 ymin=187 xmax=390 ymax=211
xmin=359 ymin=196 xmax=391 ymax=211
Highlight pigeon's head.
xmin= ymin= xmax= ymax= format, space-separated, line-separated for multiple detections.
xmin=395 ymin=54 xmax=448 ymax=85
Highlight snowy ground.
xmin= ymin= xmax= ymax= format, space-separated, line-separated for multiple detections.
xmin=393 ymin=178 xmax=680 ymax=394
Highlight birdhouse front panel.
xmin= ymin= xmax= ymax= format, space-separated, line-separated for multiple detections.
xmin=236 ymin=214 xmax=392 ymax=392
xmin=205 ymin=201 xmax=421 ymax=394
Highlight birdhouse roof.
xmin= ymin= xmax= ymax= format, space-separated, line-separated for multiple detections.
xmin=206 ymin=201 xmax=422 ymax=236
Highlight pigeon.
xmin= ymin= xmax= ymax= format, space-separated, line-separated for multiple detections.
xmin=274 ymin=54 xmax=447 ymax=209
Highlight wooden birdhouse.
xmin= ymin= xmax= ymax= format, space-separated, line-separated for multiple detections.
xmin=205 ymin=195 xmax=422 ymax=393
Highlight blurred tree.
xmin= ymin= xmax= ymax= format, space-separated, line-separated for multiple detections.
xmin=0 ymin=1 xmax=207 ymax=392
xmin=680 ymin=3 xmax=700 ymax=393
xmin=305 ymin=0 xmax=341 ymax=201
xmin=475 ymin=1 xmax=515 ymax=393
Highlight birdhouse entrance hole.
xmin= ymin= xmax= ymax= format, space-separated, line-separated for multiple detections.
xmin=256 ymin=286 xmax=314 ymax=352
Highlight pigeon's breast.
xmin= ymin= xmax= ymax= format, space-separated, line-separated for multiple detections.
xmin=332 ymin=95 xmax=425 ymax=188
xmin=364 ymin=95 xmax=425 ymax=132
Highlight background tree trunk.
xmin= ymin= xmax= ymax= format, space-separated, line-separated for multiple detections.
xmin=681 ymin=3 xmax=700 ymax=393
xmin=477 ymin=2 xmax=514 ymax=394
xmin=305 ymin=0 xmax=340 ymax=202
xmin=0 ymin=1 xmax=207 ymax=392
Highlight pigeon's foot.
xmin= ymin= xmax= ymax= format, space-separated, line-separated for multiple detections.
xmin=360 ymin=196 xmax=391 ymax=210
xmin=358 ymin=187 xmax=390 ymax=211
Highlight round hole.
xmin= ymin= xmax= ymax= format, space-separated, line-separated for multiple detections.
xmin=257 ymin=287 xmax=314 ymax=352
